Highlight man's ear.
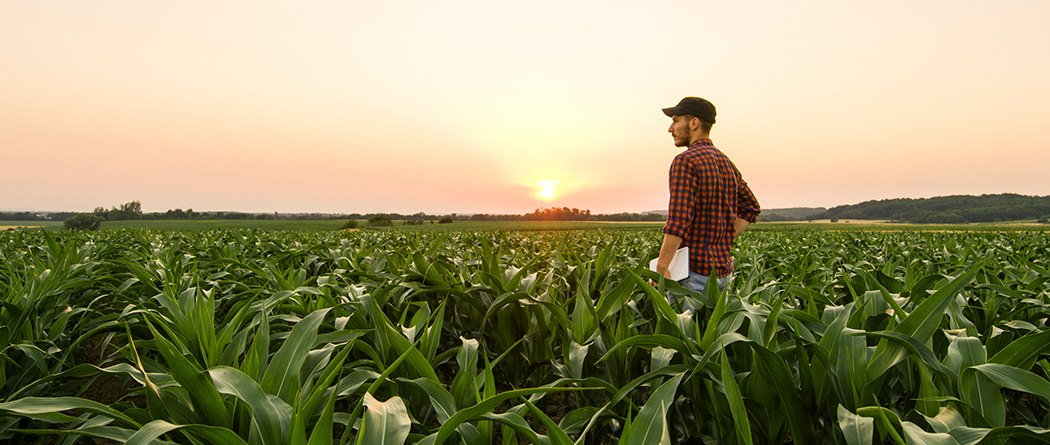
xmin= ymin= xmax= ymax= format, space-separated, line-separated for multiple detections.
xmin=689 ymin=116 xmax=702 ymax=131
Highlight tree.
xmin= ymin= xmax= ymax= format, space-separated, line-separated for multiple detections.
xmin=64 ymin=213 xmax=102 ymax=231
xmin=100 ymin=201 xmax=144 ymax=221
xmin=368 ymin=214 xmax=393 ymax=226
xmin=120 ymin=201 xmax=142 ymax=215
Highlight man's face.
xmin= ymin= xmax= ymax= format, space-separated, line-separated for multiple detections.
xmin=668 ymin=115 xmax=691 ymax=147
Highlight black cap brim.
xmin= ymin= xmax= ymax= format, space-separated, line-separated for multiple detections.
xmin=661 ymin=106 xmax=684 ymax=117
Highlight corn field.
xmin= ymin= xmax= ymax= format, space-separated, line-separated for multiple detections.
xmin=2 ymin=227 xmax=1050 ymax=444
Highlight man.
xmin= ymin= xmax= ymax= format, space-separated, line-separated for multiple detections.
xmin=654 ymin=97 xmax=760 ymax=296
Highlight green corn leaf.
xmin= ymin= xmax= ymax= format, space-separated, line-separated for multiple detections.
xmin=700 ymin=273 xmax=731 ymax=351
xmin=420 ymin=301 xmax=446 ymax=363
xmin=246 ymin=306 xmax=271 ymax=381
xmin=960 ymin=369 xmax=1006 ymax=427
xmin=944 ymin=336 xmax=987 ymax=376
xmin=479 ymin=412 xmax=548 ymax=445
xmin=751 ymin=344 xmax=817 ymax=444
xmin=947 ymin=426 xmax=993 ymax=445
xmin=0 ymin=396 xmax=139 ymax=427
xmin=965 ymin=363 xmax=1050 ymax=404
xmin=398 ymin=377 xmax=493 ymax=441
xmin=988 ymin=328 xmax=1050 ymax=370
xmin=522 ymin=398 xmax=574 ymax=445
xmin=345 ymin=334 xmax=439 ymax=438
xmin=901 ymin=421 xmax=961 ymax=445
xmin=451 ymin=337 xmax=480 ymax=409
xmin=571 ymin=266 xmax=599 ymax=344
xmin=837 ymin=404 xmax=874 ymax=445
xmin=821 ymin=309 xmax=868 ymax=410
xmin=568 ymin=339 xmax=590 ymax=380
xmin=867 ymin=266 xmax=980 ymax=380
xmin=762 ymin=295 xmax=784 ymax=347
xmin=429 ymin=386 xmax=591 ymax=445
xmin=865 ymin=406 xmax=908 ymax=445
xmin=597 ymin=334 xmax=696 ymax=365
xmin=15 ymin=426 xmax=176 ymax=445
xmin=625 ymin=267 xmax=679 ymax=326
xmin=786 ymin=283 xmax=836 ymax=307
xmin=125 ymin=419 xmax=248 ymax=445
xmin=144 ymin=320 xmax=232 ymax=428
xmin=261 ymin=307 xmax=332 ymax=403
xmin=595 ymin=276 xmax=636 ymax=320
xmin=363 ymin=295 xmax=440 ymax=381
xmin=721 ymin=348 xmax=753 ymax=445
xmin=125 ymin=324 xmax=178 ymax=424
xmin=480 ymin=346 xmax=497 ymax=442
xmin=209 ymin=366 xmax=290 ymax=445
xmin=356 ymin=393 xmax=411 ymax=445
xmin=400 ymin=377 xmax=457 ymax=423
xmin=305 ymin=367 xmax=340 ymax=445
xmin=857 ymin=330 xmax=955 ymax=386
xmin=620 ymin=372 xmax=685 ymax=445
xmin=966 ymin=425 xmax=1050 ymax=443
xmin=294 ymin=337 xmax=358 ymax=443
xmin=557 ymin=405 xmax=600 ymax=437
xmin=922 ymin=406 xmax=967 ymax=434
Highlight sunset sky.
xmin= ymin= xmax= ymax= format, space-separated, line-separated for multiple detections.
xmin=3 ymin=1 xmax=1048 ymax=215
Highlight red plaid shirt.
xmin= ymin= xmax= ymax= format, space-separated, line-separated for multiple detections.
xmin=663 ymin=138 xmax=760 ymax=278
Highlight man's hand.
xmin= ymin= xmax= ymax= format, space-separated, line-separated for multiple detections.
xmin=649 ymin=267 xmax=675 ymax=287
xmin=652 ymin=233 xmax=684 ymax=286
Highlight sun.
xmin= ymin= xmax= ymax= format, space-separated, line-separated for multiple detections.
xmin=536 ymin=180 xmax=562 ymax=200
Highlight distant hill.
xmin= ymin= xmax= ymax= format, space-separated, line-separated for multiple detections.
xmin=759 ymin=207 xmax=826 ymax=222
xmin=808 ymin=194 xmax=1050 ymax=223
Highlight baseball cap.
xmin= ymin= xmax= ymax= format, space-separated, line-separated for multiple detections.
xmin=662 ymin=97 xmax=716 ymax=124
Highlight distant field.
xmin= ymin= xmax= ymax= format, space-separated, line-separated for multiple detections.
xmin=0 ymin=219 xmax=666 ymax=232
xmin=366 ymin=220 xmax=666 ymax=232
xmin=1 ymin=225 xmax=42 ymax=230
xmin=3 ymin=219 xmax=1045 ymax=232
xmin=1 ymin=220 xmax=345 ymax=231
xmin=1 ymin=222 xmax=62 ymax=230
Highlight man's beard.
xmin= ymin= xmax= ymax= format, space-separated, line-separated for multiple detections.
xmin=673 ymin=130 xmax=690 ymax=147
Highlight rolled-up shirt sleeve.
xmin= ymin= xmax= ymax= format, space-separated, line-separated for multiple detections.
xmin=736 ymin=178 xmax=761 ymax=223
xmin=662 ymin=154 xmax=695 ymax=239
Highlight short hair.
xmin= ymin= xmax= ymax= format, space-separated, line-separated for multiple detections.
xmin=686 ymin=115 xmax=713 ymax=134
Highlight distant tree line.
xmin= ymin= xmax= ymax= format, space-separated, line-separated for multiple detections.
xmin=808 ymin=194 xmax=1050 ymax=224
xmin=10 ymin=202 xmax=666 ymax=224
xmin=467 ymin=207 xmax=664 ymax=222
xmin=759 ymin=213 xmax=799 ymax=222
xmin=21 ymin=195 xmax=1050 ymax=227
xmin=757 ymin=207 xmax=826 ymax=222
xmin=0 ymin=211 xmax=77 ymax=221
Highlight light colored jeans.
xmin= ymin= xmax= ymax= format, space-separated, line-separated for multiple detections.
xmin=680 ymin=271 xmax=729 ymax=293
xmin=671 ymin=271 xmax=730 ymax=313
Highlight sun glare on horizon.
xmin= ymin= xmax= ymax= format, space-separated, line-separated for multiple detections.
xmin=536 ymin=180 xmax=562 ymax=200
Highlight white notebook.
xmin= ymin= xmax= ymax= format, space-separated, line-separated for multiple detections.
xmin=649 ymin=247 xmax=689 ymax=281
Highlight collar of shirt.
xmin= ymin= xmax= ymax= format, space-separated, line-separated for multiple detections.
xmin=688 ymin=138 xmax=713 ymax=150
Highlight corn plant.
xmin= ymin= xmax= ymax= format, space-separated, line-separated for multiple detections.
xmin=1 ymin=227 xmax=1050 ymax=444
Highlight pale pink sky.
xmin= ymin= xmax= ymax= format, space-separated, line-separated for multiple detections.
xmin=3 ymin=1 xmax=1048 ymax=215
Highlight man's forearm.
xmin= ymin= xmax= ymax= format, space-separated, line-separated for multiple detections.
xmin=656 ymin=233 xmax=683 ymax=279
xmin=734 ymin=217 xmax=750 ymax=237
